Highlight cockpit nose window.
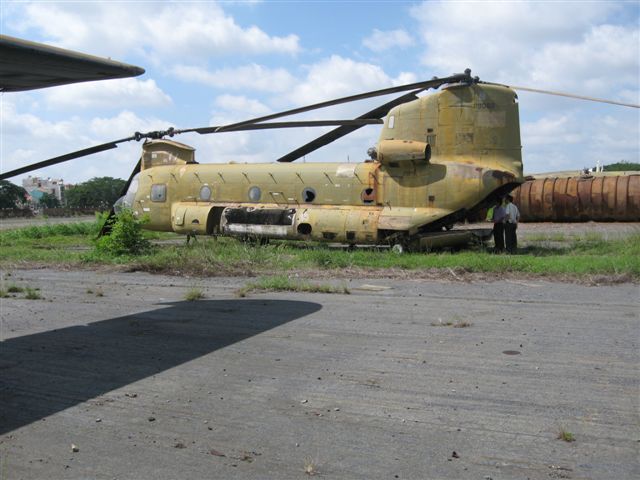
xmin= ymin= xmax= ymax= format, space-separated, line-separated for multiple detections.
xmin=115 ymin=173 xmax=140 ymax=212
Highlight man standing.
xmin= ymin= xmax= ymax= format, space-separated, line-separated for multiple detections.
xmin=489 ymin=198 xmax=507 ymax=253
xmin=504 ymin=195 xmax=520 ymax=254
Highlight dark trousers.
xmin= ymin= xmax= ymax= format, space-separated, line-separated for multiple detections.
xmin=493 ymin=223 xmax=505 ymax=252
xmin=505 ymin=222 xmax=518 ymax=253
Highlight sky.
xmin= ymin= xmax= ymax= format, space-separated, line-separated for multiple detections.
xmin=1 ymin=0 xmax=639 ymax=185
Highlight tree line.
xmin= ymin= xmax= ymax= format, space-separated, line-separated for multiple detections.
xmin=0 ymin=177 xmax=125 ymax=210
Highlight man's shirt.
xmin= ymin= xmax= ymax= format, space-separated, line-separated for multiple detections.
xmin=505 ymin=203 xmax=520 ymax=224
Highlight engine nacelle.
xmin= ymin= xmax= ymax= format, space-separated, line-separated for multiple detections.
xmin=377 ymin=139 xmax=431 ymax=165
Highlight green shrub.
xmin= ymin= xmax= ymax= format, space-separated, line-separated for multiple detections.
xmin=24 ymin=287 xmax=42 ymax=300
xmin=95 ymin=209 xmax=151 ymax=255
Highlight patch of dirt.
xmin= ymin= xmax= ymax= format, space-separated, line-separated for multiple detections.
xmin=3 ymin=260 xmax=635 ymax=286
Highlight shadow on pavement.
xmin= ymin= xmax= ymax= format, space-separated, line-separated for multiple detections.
xmin=0 ymin=298 xmax=321 ymax=434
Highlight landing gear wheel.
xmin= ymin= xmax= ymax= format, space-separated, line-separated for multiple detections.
xmin=391 ymin=243 xmax=404 ymax=254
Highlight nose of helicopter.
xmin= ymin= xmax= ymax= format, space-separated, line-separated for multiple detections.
xmin=114 ymin=173 xmax=140 ymax=213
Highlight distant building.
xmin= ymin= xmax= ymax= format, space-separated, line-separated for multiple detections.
xmin=22 ymin=176 xmax=67 ymax=203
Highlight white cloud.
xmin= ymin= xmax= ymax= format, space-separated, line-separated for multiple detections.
xmin=11 ymin=2 xmax=300 ymax=61
xmin=214 ymin=95 xmax=271 ymax=118
xmin=408 ymin=0 xmax=639 ymax=174
xmin=363 ymin=29 xmax=413 ymax=52
xmin=142 ymin=5 xmax=300 ymax=60
xmin=410 ymin=1 xmax=638 ymax=97
xmin=88 ymin=111 xmax=169 ymax=139
xmin=288 ymin=55 xmax=412 ymax=106
xmin=392 ymin=71 xmax=418 ymax=86
xmin=522 ymin=114 xmax=584 ymax=147
xmin=521 ymin=110 xmax=639 ymax=173
xmin=44 ymin=79 xmax=172 ymax=110
xmin=0 ymin=100 xmax=77 ymax=140
xmin=170 ymin=64 xmax=295 ymax=93
xmin=1 ymin=99 xmax=173 ymax=183
xmin=528 ymin=24 xmax=639 ymax=93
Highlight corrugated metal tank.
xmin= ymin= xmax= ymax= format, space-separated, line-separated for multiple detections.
xmin=511 ymin=173 xmax=640 ymax=221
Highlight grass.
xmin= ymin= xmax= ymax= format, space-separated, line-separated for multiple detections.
xmin=24 ymin=287 xmax=42 ymax=300
xmin=184 ymin=287 xmax=205 ymax=301
xmin=0 ymin=282 xmax=42 ymax=299
xmin=525 ymin=232 xmax=568 ymax=242
xmin=303 ymin=457 xmax=319 ymax=476
xmin=0 ymin=221 xmax=96 ymax=240
xmin=431 ymin=317 xmax=473 ymax=328
xmin=6 ymin=284 xmax=24 ymax=293
xmin=236 ymin=275 xmax=350 ymax=297
xmin=557 ymin=427 xmax=576 ymax=442
xmin=1 ymin=221 xmax=639 ymax=281
xmin=453 ymin=320 xmax=473 ymax=328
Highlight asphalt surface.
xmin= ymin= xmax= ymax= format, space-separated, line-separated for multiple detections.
xmin=0 ymin=269 xmax=638 ymax=479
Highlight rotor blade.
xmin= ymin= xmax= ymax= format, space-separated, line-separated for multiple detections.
xmin=188 ymin=119 xmax=382 ymax=135
xmin=277 ymin=90 xmax=423 ymax=163
xmin=483 ymin=82 xmax=639 ymax=108
xmin=179 ymin=72 xmax=471 ymax=135
xmin=0 ymin=136 xmax=135 ymax=180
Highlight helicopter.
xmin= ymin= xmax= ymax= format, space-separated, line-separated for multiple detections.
xmin=2 ymin=68 xmax=638 ymax=251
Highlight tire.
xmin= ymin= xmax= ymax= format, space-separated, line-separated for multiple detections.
xmin=391 ymin=243 xmax=404 ymax=254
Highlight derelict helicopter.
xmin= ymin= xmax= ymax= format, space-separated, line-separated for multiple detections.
xmin=2 ymin=46 xmax=638 ymax=251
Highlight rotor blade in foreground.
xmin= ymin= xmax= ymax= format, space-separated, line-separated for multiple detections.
xmin=276 ymin=90 xmax=423 ymax=163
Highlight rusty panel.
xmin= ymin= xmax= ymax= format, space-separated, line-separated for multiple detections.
xmin=576 ymin=178 xmax=592 ymax=220
xmin=591 ymin=176 xmax=604 ymax=215
xmin=542 ymin=178 xmax=555 ymax=219
xmin=603 ymin=176 xmax=620 ymax=217
xmin=527 ymin=178 xmax=544 ymax=221
xmin=553 ymin=177 xmax=569 ymax=220
xmin=513 ymin=174 xmax=640 ymax=221
xmin=630 ymin=174 xmax=640 ymax=215
xmin=564 ymin=176 xmax=579 ymax=219
xmin=615 ymin=176 xmax=629 ymax=218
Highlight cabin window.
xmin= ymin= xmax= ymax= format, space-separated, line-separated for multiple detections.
xmin=297 ymin=223 xmax=312 ymax=235
xmin=151 ymin=184 xmax=166 ymax=202
xmin=200 ymin=185 xmax=212 ymax=201
xmin=302 ymin=187 xmax=316 ymax=203
xmin=388 ymin=115 xmax=395 ymax=129
xmin=248 ymin=186 xmax=261 ymax=202
xmin=361 ymin=187 xmax=375 ymax=204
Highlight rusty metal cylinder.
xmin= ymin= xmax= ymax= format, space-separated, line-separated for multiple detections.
xmin=511 ymin=174 xmax=640 ymax=222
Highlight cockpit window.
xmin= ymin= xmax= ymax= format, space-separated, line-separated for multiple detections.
xmin=302 ymin=187 xmax=316 ymax=203
xmin=200 ymin=185 xmax=212 ymax=201
xmin=151 ymin=184 xmax=166 ymax=202
xmin=115 ymin=173 xmax=139 ymax=212
xmin=248 ymin=186 xmax=261 ymax=202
